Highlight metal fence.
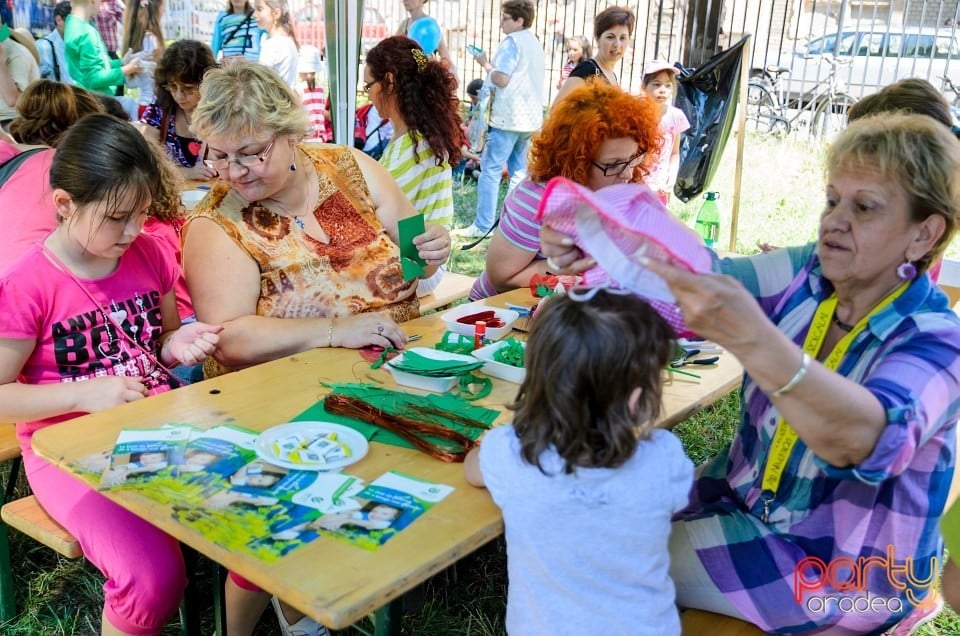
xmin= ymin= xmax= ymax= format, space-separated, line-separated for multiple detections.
xmin=13 ymin=0 xmax=960 ymax=102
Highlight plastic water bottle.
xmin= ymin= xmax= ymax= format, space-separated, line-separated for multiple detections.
xmin=694 ymin=192 xmax=721 ymax=247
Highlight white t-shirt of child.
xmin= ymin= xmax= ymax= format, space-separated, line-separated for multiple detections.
xmin=479 ymin=424 xmax=694 ymax=636
xmin=259 ymin=34 xmax=299 ymax=88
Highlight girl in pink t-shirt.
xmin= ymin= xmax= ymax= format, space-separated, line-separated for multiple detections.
xmin=0 ymin=113 xmax=221 ymax=636
xmin=642 ymin=60 xmax=691 ymax=206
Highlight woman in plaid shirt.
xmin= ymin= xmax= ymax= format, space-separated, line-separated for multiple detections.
xmin=542 ymin=113 xmax=960 ymax=634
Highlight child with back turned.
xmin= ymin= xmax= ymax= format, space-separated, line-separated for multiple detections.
xmin=465 ymin=288 xmax=694 ymax=636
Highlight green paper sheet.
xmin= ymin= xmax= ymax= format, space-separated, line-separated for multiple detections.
xmin=292 ymin=383 xmax=499 ymax=450
xmin=398 ymin=215 xmax=427 ymax=281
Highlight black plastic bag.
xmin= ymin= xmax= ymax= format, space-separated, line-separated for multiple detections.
xmin=674 ymin=36 xmax=750 ymax=202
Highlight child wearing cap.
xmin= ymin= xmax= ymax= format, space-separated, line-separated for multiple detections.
xmin=642 ymin=60 xmax=690 ymax=206
xmin=297 ymin=44 xmax=330 ymax=142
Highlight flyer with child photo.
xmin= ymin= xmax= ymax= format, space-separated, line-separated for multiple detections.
xmin=90 ymin=425 xmax=455 ymax=561
xmin=99 ymin=426 xmax=192 ymax=488
xmin=307 ymin=471 xmax=454 ymax=551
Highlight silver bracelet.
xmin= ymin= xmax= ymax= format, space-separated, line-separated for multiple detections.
xmin=768 ymin=352 xmax=811 ymax=398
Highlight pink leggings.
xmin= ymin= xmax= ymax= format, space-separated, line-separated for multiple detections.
xmin=22 ymin=447 xmax=187 ymax=635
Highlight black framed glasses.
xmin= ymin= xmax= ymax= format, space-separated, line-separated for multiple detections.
xmin=203 ymin=138 xmax=276 ymax=171
xmin=592 ymin=152 xmax=645 ymax=177
xmin=362 ymin=79 xmax=379 ymax=95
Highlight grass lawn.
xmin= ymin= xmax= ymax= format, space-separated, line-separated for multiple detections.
xmin=2 ymin=131 xmax=958 ymax=635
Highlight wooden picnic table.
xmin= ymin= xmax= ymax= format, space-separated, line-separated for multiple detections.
xmin=30 ymin=288 xmax=743 ymax=633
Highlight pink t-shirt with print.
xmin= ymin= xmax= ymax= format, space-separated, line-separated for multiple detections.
xmin=0 ymin=234 xmax=178 ymax=448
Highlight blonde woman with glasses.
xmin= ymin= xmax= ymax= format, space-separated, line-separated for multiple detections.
xmin=182 ymin=61 xmax=451 ymax=636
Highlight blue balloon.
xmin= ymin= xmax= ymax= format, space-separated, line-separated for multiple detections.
xmin=409 ymin=17 xmax=441 ymax=56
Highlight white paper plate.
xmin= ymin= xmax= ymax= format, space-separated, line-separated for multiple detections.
xmin=254 ymin=421 xmax=369 ymax=471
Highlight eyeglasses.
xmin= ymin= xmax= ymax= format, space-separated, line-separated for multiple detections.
xmin=203 ymin=138 xmax=276 ymax=171
xmin=362 ymin=79 xmax=379 ymax=95
xmin=592 ymin=152 xmax=645 ymax=177
xmin=161 ymin=82 xmax=199 ymax=96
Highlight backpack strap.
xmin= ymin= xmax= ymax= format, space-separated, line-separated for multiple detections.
xmin=0 ymin=147 xmax=46 ymax=189
xmin=39 ymin=37 xmax=59 ymax=81
xmin=222 ymin=10 xmax=254 ymax=56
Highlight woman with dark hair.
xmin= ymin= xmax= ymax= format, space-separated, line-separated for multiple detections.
xmin=139 ymin=39 xmax=218 ymax=180
xmin=553 ymin=5 xmax=635 ymax=105
xmin=364 ymin=35 xmax=460 ymax=295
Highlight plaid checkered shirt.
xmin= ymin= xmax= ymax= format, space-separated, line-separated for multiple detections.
xmin=676 ymin=243 xmax=960 ymax=634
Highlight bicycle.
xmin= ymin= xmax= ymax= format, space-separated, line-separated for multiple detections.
xmin=746 ymin=56 xmax=857 ymax=140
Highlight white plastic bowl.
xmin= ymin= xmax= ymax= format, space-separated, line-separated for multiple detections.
xmin=440 ymin=305 xmax=519 ymax=341
xmin=385 ymin=347 xmax=478 ymax=393
xmin=181 ymin=189 xmax=206 ymax=211
xmin=472 ymin=340 xmax=526 ymax=384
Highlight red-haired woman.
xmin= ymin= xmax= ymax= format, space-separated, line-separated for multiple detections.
xmin=469 ymin=79 xmax=660 ymax=299
xmin=364 ymin=35 xmax=462 ymax=295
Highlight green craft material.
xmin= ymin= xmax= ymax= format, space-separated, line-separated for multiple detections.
xmin=387 ymin=350 xmax=484 ymax=377
xmin=449 ymin=373 xmax=493 ymax=401
xmin=370 ymin=347 xmax=396 ymax=369
xmin=434 ymin=331 xmax=475 ymax=355
xmin=536 ymin=284 xmax=556 ymax=297
xmin=398 ymin=215 xmax=427 ymax=281
xmin=297 ymin=383 xmax=500 ymax=450
xmin=492 ymin=338 xmax=525 ymax=368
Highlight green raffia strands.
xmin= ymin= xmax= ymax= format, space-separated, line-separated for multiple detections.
xmin=434 ymin=331 xmax=475 ymax=355
xmin=492 ymin=338 xmax=525 ymax=368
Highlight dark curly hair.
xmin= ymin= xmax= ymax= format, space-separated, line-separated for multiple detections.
xmin=365 ymin=36 xmax=462 ymax=167
xmin=9 ymin=80 xmax=104 ymax=147
xmin=528 ymin=79 xmax=661 ymax=185
xmin=512 ymin=291 xmax=675 ymax=474
xmin=154 ymin=40 xmax=218 ymax=119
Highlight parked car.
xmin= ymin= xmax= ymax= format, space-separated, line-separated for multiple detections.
xmin=761 ymin=25 xmax=960 ymax=100
xmin=293 ymin=3 xmax=389 ymax=58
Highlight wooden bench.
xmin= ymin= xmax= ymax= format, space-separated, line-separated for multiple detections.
xmin=1 ymin=495 xmax=81 ymax=559
xmin=681 ymin=609 xmax=767 ymax=635
xmin=419 ymin=272 xmax=476 ymax=313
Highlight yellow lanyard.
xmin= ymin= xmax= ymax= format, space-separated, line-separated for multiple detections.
xmin=759 ymin=283 xmax=908 ymax=518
